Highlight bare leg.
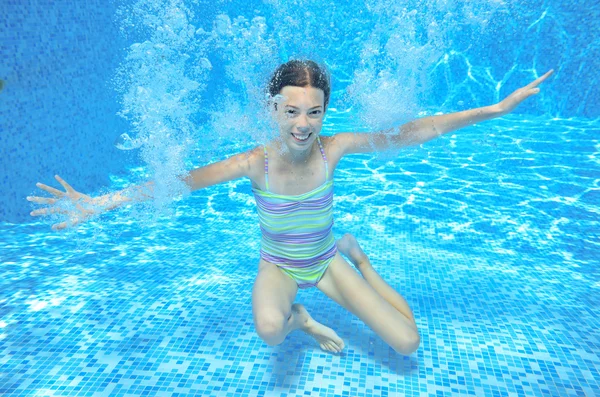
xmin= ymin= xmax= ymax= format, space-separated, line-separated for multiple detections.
xmin=336 ymin=233 xmax=418 ymax=331
xmin=252 ymin=260 xmax=345 ymax=353
xmin=316 ymin=254 xmax=420 ymax=355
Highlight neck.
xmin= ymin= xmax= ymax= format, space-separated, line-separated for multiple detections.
xmin=276 ymin=139 xmax=317 ymax=165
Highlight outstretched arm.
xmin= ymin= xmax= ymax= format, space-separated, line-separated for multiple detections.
xmin=335 ymin=69 xmax=554 ymax=156
xmin=28 ymin=148 xmax=260 ymax=230
xmin=93 ymin=150 xmax=256 ymax=209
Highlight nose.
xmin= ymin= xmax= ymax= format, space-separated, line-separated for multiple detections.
xmin=296 ymin=114 xmax=311 ymax=133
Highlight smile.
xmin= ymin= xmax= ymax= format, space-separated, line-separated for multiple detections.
xmin=291 ymin=133 xmax=312 ymax=142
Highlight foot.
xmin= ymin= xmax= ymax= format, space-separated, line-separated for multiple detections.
xmin=292 ymin=304 xmax=345 ymax=353
xmin=336 ymin=233 xmax=370 ymax=269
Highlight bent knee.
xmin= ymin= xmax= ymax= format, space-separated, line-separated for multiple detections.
xmin=391 ymin=331 xmax=421 ymax=356
xmin=254 ymin=312 xmax=288 ymax=346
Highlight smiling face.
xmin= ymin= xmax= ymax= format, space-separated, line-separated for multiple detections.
xmin=274 ymin=85 xmax=325 ymax=151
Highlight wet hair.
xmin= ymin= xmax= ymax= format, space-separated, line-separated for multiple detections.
xmin=267 ymin=60 xmax=331 ymax=111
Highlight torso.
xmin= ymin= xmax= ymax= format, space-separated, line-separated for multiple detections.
xmin=250 ymin=136 xmax=339 ymax=288
xmin=249 ymin=135 xmax=343 ymax=195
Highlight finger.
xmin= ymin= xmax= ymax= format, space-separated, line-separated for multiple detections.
xmin=54 ymin=175 xmax=75 ymax=193
xmin=26 ymin=196 xmax=57 ymax=205
xmin=527 ymin=69 xmax=554 ymax=89
xmin=30 ymin=206 xmax=68 ymax=216
xmin=36 ymin=182 xmax=65 ymax=197
xmin=75 ymin=201 xmax=96 ymax=215
xmin=52 ymin=221 xmax=69 ymax=231
xmin=30 ymin=207 xmax=50 ymax=216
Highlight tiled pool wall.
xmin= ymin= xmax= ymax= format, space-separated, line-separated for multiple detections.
xmin=0 ymin=0 xmax=129 ymax=223
xmin=1 ymin=0 xmax=598 ymax=223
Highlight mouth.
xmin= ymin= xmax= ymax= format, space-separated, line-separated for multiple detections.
xmin=291 ymin=132 xmax=312 ymax=142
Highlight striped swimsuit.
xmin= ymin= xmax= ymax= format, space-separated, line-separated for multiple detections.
xmin=252 ymin=136 xmax=337 ymax=289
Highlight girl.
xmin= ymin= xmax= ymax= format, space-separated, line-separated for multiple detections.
xmin=28 ymin=60 xmax=553 ymax=355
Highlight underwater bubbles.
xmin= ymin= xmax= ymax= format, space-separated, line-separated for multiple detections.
xmin=208 ymin=13 xmax=281 ymax=146
xmin=113 ymin=0 xmax=210 ymax=222
xmin=346 ymin=3 xmax=446 ymax=132
xmin=114 ymin=133 xmax=146 ymax=150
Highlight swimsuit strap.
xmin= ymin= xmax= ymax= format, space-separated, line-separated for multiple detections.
xmin=317 ymin=136 xmax=329 ymax=182
xmin=263 ymin=136 xmax=329 ymax=191
xmin=263 ymin=145 xmax=270 ymax=192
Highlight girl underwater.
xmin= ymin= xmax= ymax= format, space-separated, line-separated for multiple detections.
xmin=28 ymin=60 xmax=553 ymax=355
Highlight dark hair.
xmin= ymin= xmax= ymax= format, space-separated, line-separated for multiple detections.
xmin=267 ymin=60 xmax=331 ymax=110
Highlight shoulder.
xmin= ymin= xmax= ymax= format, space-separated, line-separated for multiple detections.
xmin=320 ymin=133 xmax=356 ymax=164
xmin=240 ymin=145 xmax=265 ymax=183
xmin=324 ymin=131 xmax=385 ymax=157
xmin=184 ymin=146 xmax=264 ymax=192
xmin=215 ymin=145 xmax=264 ymax=180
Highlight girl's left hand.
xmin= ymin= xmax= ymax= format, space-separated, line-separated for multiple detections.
xmin=496 ymin=69 xmax=554 ymax=115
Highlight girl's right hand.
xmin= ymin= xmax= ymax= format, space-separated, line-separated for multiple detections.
xmin=27 ymin=175 xmax=99 ymax=230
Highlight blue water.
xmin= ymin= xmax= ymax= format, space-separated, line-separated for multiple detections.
xmin=2 ymin=0 xmax=600 ymax=396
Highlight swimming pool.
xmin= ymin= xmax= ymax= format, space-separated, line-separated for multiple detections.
xmin=1 ymin=0 xmax=599 ymax=396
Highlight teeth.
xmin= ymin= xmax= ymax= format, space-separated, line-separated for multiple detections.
xmin=292 ymin=133 xmax=310 ymax=141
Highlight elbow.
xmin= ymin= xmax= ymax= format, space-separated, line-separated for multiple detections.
xmin=397 ymin=122 xmax=438 ymax=148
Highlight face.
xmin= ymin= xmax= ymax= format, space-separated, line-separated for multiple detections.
xmin=273 ymin=85 xmax=325 ymax=151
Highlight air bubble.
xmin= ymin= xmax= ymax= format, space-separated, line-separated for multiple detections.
xmin=114 ymin=133 xmax=146 ymax=150
xmin=199 ymin=58 xmax=212 ymax=70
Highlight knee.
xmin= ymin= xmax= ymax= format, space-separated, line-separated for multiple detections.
xmin=254 ymin=311 xmax=288 ymax=346
xmin=391 ymin=330 xmax=421 ymax=356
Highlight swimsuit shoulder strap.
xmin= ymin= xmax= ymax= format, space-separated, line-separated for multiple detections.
xmin=263 ymin=138 xmax=327 ymax=192
xmin=317 ymin=136 xmax=329 ymax=182
xmin=263 ymin=145 xmax=269 ymax=192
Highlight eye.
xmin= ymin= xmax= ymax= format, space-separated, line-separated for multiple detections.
xmin=285 ymin=109 xmax=298 ymax=117
xmin=311 ymin=110 xmax=322 ymax=115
